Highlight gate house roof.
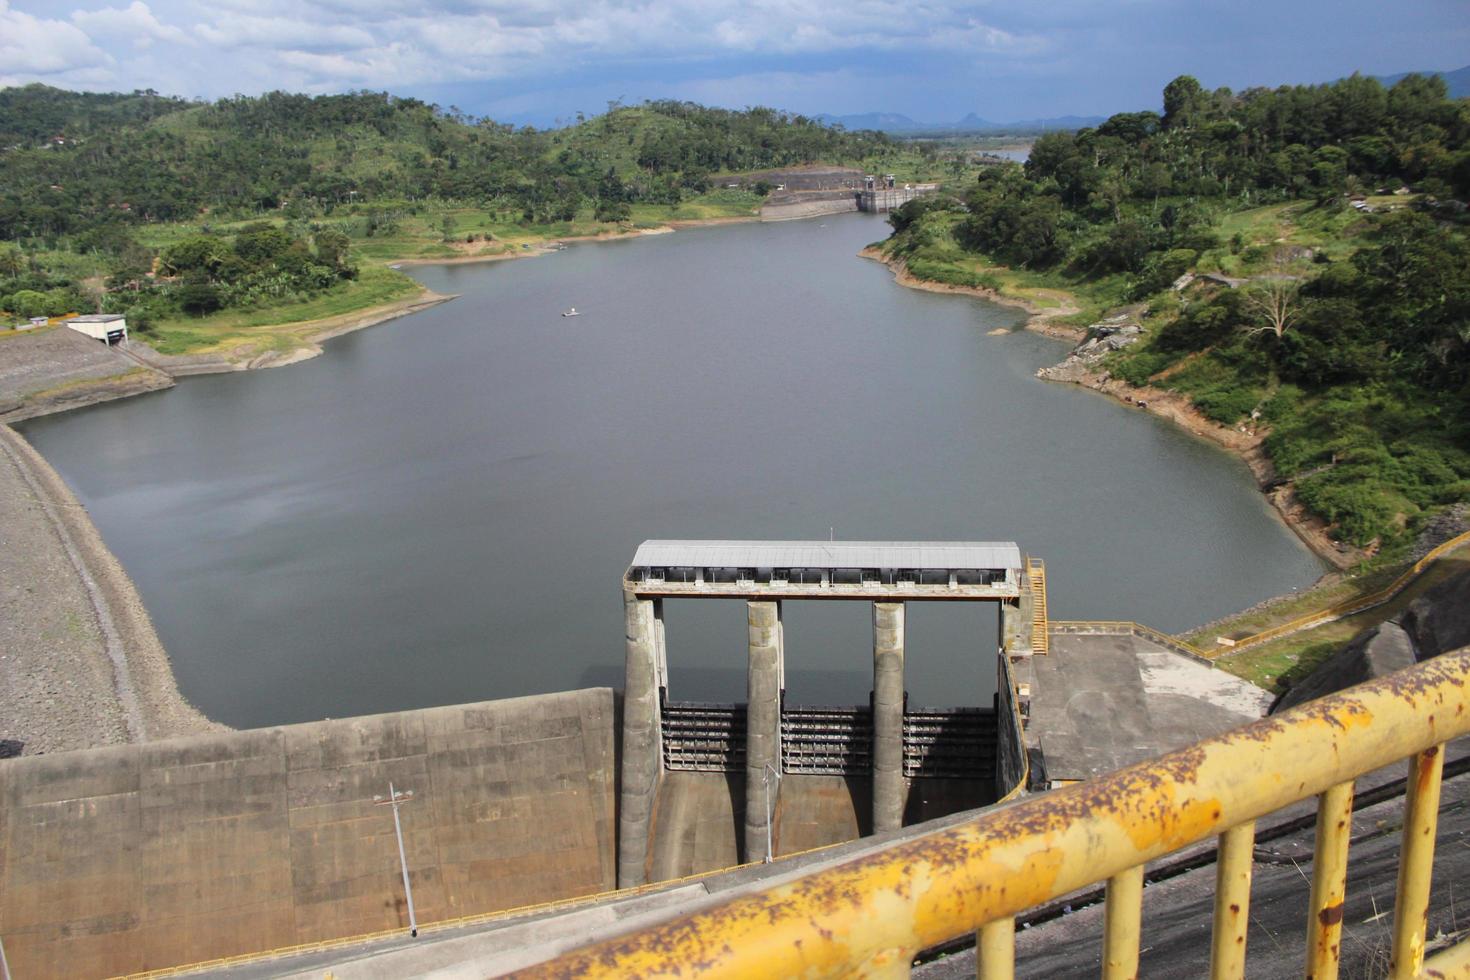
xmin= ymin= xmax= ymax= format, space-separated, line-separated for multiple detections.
xmin=630 ymin=540 xmax=1022 ymax=572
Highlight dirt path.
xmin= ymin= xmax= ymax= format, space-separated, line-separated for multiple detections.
xmin=0 ymin=425 xmax=222 ymax=754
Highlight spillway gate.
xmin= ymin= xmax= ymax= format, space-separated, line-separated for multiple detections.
xmin=662 ymin=698 xmax=997 ymax=779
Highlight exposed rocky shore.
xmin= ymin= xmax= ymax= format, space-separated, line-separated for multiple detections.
xmin=862 ymin=246 xmax=1360 ymax=572
xmin=1034 ymin=318 xmax=1361 ymax=570
xmin=0 ymin=425 xmax=221 ymax=755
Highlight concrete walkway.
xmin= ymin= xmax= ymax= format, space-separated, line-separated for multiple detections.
xmin=1023 ymin=632 xmax=1273 ymax=783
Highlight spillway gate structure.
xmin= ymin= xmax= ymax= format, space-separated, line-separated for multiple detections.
xmin=619 ymin=540 xmax=1036 ymax=887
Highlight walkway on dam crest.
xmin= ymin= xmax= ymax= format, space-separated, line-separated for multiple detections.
xmin=174 ymin=632 xmax=1276 ymax=978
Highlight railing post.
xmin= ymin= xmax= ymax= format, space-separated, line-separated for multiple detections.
xmin=1306 ymin=781 xmax=1354 ymax=980
xmin=1103 ymin=864 xmax=1144 ymax=979
xmin=977 ymin=916 xmax=1015 ymax=980
xmin=1209 ymin=820 xmax=1256 ymax=980
xmin=1389 ymin=746 xmax=1445 ymax=979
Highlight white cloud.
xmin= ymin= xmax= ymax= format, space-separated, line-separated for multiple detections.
xmin=0 ymin=0 xmax=109 ymax=75
xmin=194 ymin=14 xmax=374 ymax=51
xmin=2 ymin=0 xmax=1053 ymax=98
xmin=72 ymin=2 xmax=191 ymax=50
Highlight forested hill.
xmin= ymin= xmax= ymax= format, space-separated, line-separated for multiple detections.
xmin=0 ymin=87 xmax=893 ymax=237
xmin=884 ymin=73 xmax=1469 ymax=555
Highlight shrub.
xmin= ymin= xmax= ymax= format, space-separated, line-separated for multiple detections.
xmin=1190 ymin=386 xmax=1261 ymax=423
xmin=1112 ymin=349 xmax=1177 ymax=386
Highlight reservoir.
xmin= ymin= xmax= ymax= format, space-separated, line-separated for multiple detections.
xmin=19 ymin=214 xmax=1323 ymax=728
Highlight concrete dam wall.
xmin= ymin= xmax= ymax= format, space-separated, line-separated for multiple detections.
xmin=0 ymin=688 xmax=616 ymax=978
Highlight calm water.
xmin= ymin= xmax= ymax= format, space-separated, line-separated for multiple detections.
xmin=19 ymin=214 xmax=1322 ymax=727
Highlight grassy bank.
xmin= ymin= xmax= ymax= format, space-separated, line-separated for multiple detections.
xmin=145 ymin=264 xmax=422 ymax=357
xmin=1211 ymin=540 xmax=1470 ymax=691
xmin=123 ymin=189 xmax=770 ymax=358
xmin=874 ymin=209 xmax=1125 ymax=328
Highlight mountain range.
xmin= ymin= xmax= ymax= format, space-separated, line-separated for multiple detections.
xmin=1372 ymin=65 xmax=1470 ymax=98
xmin=820 ymin=65 xmax=1469 ymax=135
xmin=813 ymin=112 xmax=1104 ymax=135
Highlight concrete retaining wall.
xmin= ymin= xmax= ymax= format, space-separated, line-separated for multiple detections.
xmin=759 ymin=196 xmax=859 ymax=222
xmin=0 ymin=688 xmax=616 ymax=978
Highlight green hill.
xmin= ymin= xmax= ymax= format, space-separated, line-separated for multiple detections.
xmin=0 ymin=87 xmax=943 ymax=355
xmin=881 ymin=72 xmax=1470 ymax=556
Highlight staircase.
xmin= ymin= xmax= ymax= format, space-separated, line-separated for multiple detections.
xmin=1028 ymin=557 xmax=1050 ymax=655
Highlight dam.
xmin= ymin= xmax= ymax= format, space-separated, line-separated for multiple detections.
xmin=0 ymin=538 xmax=1283 ymax=976
xmin=617 ymin=540 xmax=1032 ymax=886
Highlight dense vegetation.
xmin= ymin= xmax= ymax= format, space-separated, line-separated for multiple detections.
xmin=885 ymin=73 xmax=1470 ymax=554
xmin=0 ymin=87 xmax=903 ymax=333
xmin=0 ymin=89 xmax=893 ymax=237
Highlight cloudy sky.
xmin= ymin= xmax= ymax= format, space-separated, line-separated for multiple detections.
xmin=3 ymin=0 xmax=1467 ymax=126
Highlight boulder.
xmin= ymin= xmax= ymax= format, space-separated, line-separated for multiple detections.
xmin=1272 ymin=622 xmax=1416 ymax=713
xmin=1399 ymin=567 xmax=1470 ymax=660
xmin=1271 ymin=567 xmax=1470 ymax=712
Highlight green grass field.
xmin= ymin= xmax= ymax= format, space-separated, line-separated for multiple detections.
xmin=146 ymin=264 xmax=422 ymax=356
xmin=1213 ymin=546 xmax=1470 ymax=691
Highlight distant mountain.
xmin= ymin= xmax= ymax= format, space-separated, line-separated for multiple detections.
xmin=812 ymin=112 xmax=927 ymax=133
xmin=953 ymin=113 xmax=1106 ymax=132
xmin=816 ymin=111 xmax=1105 ymax=135
xmin=1371 ymin=65 xmax=1470 ymax=99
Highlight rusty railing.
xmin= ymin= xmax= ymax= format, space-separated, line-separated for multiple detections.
xmin=523 ymin=649 xmax=1470 ymax=979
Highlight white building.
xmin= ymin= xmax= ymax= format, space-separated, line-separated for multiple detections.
xmin=66 ymin=313 xmax=128 ymax=345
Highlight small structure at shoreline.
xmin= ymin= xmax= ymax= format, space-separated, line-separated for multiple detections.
xmin=66 ymin=313 xmax=129 ymax=346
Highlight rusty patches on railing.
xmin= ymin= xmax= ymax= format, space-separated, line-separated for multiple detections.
xmin=521 ymin=650 xmax=1470 ymax=979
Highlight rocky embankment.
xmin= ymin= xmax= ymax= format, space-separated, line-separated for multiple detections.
xmin=0 ymin=325 xmax=174 ymax=424
xmin=1274 ymin=565 xmax=1470 ymax=711
xmin=0 ymin=425 xmax=221 ymax=755
xmin=1034 ymin=313 xmax=1144 ymax=384
xmin=760 ymin=190 xmax=859 ymax=221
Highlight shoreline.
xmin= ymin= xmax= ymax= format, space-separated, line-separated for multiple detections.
xmin=858 ymin=246 xmax=1085 ymax=341
xmin=861 ymin=244 xmax=1357 ymax=573
xmin=389 ymin=215 xmax=758 ymax=268
xmin=0 ymin=424 xmax=223 ymax=751
xmin=10 ymin=213 xmax=1347 ymax=747
xmin=129 ymin=287 xmax=457 ymax=377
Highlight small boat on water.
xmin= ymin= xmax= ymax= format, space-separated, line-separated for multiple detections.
xmin=562 ymin=307 xmax=580 ymax=317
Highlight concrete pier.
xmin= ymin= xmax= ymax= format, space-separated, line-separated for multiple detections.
xmin=872 ymin=602 xmax=906 ymax=833
xmin=744 ymin=600 xmax=784 ymax=862
xmin=1001 ymin=590 xmax=1033 ymax=655
xmin=618 ymin=594 xmax=662 ymax=887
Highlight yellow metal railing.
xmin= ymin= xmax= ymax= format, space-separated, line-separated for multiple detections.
xmin=524 ymin=649 xmax=1470 ymax=978
xmin=1051 ymin=619 xmax=1212 ymax=663
xmin=1026 ymin=557 xmax=1049 ymax=655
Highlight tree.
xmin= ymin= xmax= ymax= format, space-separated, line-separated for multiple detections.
xmin=313 ymin=227 xmax=351 ymax=270
xmin=7 ymin=289 xmax=48 ymax=318
xmin=177 ymin=278 xmax=223 ymax=315
xmin=159 ymin=236 xmax=224 ymax=277
xmin=1241 ymin=272 xmax=1302 ymax=340
xmin=0 ymin=245 xmax=24 ymax=278
xmin=1162 ymin=75 xmax=1206 ymax=130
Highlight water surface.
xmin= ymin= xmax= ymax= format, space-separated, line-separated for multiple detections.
xmin=20 ymin=214 xmax=1322 ymax=726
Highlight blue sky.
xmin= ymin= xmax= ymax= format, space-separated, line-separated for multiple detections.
xmin=3 ymin=0 xmax=1467 ymax=126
